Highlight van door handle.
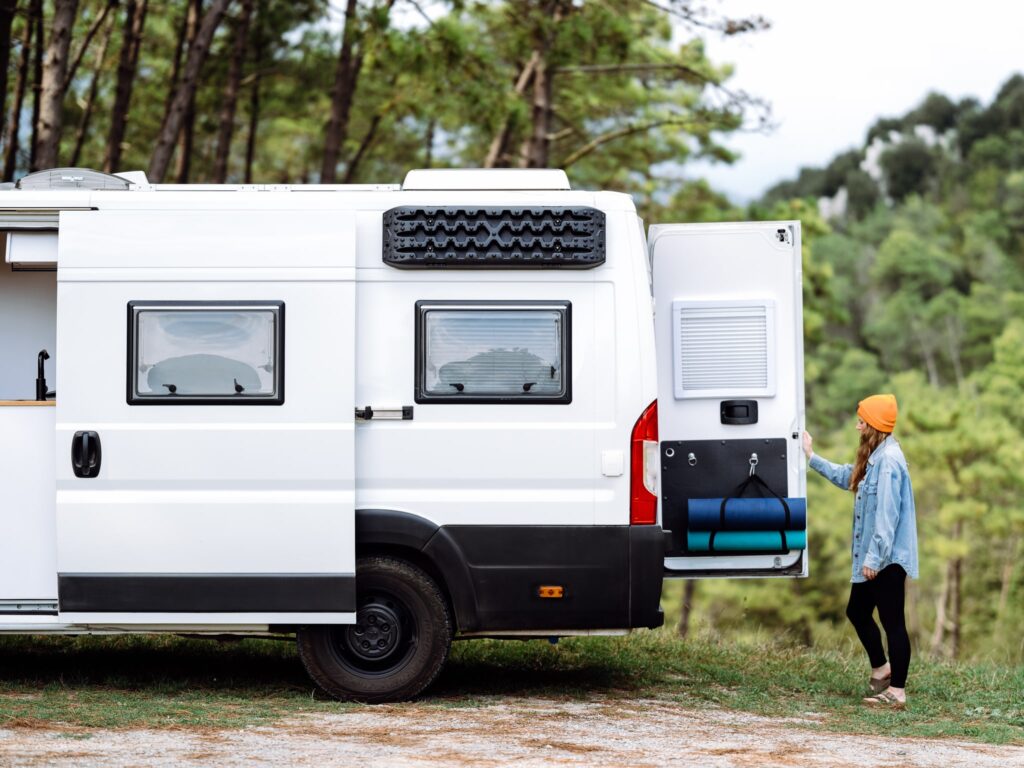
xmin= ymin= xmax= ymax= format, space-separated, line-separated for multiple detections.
xmin=71 ymin=431 xmax=102 ymax=478
xmin=355 ymin=406 xmax=414 ymax=421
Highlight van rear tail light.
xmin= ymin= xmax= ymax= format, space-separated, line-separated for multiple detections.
xmin=630 ymin=400 xmax=658 ymax=525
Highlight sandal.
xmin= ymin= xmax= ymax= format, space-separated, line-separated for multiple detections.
xmin=863 ymin=690 xmax=906 ymax=709
xmin=868 ymin=674 xmax=891 ymax=694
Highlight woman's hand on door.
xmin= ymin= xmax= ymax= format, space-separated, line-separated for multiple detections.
xmin=802 ymin=430 xmax=814 ymax=460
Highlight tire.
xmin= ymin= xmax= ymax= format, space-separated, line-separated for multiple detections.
xmin=296 ymin=556 xmax=452 ymax=703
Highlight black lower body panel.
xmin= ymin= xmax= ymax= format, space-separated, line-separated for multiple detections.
xmin=58 ymin=574 xmax=356 ymax=613
xmin=440 ymin=525 xmax=664 ymax=632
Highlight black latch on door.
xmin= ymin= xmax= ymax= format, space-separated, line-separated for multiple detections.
xmin=71 ymin=431 xmax=102 ymax=478
xmin=355 ymin=406 xmax=414 ymax=421
xmin=720 ymin=400 xmax=758 ymax=425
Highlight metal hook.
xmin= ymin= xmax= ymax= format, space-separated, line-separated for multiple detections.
xmin=749 ymin=452 xmax=759 ymax=476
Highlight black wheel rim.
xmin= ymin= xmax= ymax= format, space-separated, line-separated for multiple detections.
xmin=332 ymin=590 xmax=417 ymax=677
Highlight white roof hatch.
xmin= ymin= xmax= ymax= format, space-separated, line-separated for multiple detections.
xmin=401 ymin=168 xmax=570 ymax=191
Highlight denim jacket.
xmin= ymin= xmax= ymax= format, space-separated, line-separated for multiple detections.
xmin=808 ymin=435 xmax=919 ymax=583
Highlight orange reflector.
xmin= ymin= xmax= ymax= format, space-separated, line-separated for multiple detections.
xmin=538 ymin=585 xmax=564 ymax=599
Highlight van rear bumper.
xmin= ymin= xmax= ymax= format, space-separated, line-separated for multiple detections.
xmin=430 ymin=524 xmax=666 ymax=633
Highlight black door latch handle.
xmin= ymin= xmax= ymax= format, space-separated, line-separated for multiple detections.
xmin=71 ymin=431 xmax=102 ymax=478
xmin=355 ymin=406 xmax=414 ymax=421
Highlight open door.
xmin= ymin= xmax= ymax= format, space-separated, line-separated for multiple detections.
xmin=55 ymin=207 xmax=357 ymax=624
xmin=650 ymin=222 xmax=807 ymax=578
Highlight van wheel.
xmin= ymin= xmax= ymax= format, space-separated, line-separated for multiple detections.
xmin=297 ymin=556 xmax=452 ymax=703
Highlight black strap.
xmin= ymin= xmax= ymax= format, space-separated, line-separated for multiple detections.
xmin=719 ymin=473 xmax=792 ymax=528
xmin=712 ymin=471 xmax=792 ymax=554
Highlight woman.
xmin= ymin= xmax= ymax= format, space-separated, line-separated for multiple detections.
xmin=802 ymin=394 xmax=919 ymax=709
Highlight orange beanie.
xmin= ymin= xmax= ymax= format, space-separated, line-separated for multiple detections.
xmin=858 ymin=394 xmax=898 ymax=433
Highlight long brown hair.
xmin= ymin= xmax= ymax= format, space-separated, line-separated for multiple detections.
xmin=849 ymin=423 xmax=888 ymax=492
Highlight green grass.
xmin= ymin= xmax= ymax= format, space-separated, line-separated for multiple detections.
xmin=1 ymin=628 xmax=1022 ymax=744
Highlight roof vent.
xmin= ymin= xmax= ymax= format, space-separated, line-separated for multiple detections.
xmin=402 ymin=168 xmax=570 ymax=191
xmin=17 ymin=167 xmax=132 ymax=191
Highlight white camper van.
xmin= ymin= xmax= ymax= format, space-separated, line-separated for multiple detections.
xmin=0 ymin=167 xmax=807 ymax=701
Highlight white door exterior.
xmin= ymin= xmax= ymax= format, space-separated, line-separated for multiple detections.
xmin=650 ymin=222 xmax=808 ymax=577
xmin=54 ymin=205 xmax=358 ymax=625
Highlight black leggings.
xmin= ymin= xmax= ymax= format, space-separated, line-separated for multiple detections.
xmin=845 ymin=564 xmax=910 ymax=688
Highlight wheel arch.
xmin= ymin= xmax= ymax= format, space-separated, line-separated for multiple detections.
xmin=355 ymin=509 xmax=481 ymax=633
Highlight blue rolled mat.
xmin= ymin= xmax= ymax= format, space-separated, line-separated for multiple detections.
xmin=687 ymin=497 xmax=807 ymax=532
xmin=686 ymin=530 xmax=807 ymax=552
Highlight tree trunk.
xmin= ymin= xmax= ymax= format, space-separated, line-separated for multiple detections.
xmin=2 ymin=1 xmax=31 ymax=179
xmin=945 ymin=314 xmax=966 ymax=390
xmin=512 ymin=1 xmax=567 ymax=169
xmin=929 ymin=519 xmax=965 ymax=659
xmin=174 ymin=0 xmax=202 ymax=183
xmin=33 ymin=0 xmax=80 ymax=170
xmin=27 ymin=0 xmax=42 ymax=170
xmin=423 ymin=119 xmax=434 ymax=168
xmin=906 ymin=578 xmax=921 ymax=646
xmin=341 ymin=112 xmax=381 ymax=183
xmin=0 ymin=1 xmax=18 ymax=156
xmin=163 ymin=2 xmax=188 ymax=116
xmin=148 ymin=0 xmax=231 ymax=182
xmin=929 ymin=558 xmax=950 ymax=656
xmin=211 ymin=0 xmax=252 ymax=183
xmin=320 ymin=0 xmax=361 ymax=184
xmin=483 ymin=51 xmax=538 ymax=169
xmin=519 ymin=55 xmax=552 ymax=167
xmin=913 ymin=322 xmax=941 ymax=388
xmin=242 ymin=0 xmax=262 ymax=184
xmin=63 ymin=0 xmax=116 ymax=90
xmin=69 ymin=8 xmax=115 ymax=166
xmin=950 ymin=521 xmax=963 ymax=660
xmin=103 ymin=0 xmax=146 ymax=173
xmin=676 ymin=579 xmax=696 ymax=638
xmin=996 ymin=536 xmax=1019 ymax=624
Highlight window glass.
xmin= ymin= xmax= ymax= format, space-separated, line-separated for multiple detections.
xmin=420 ymin=305 xmax=569 ymax=402
xmin=131 ymin=303 xmax=282 ymax=403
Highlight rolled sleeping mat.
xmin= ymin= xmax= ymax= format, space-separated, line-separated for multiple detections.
xmin=686 ymin=530 xmax=807 ymax=552
xmin=687 ymin=497 xmax=807 ymax=532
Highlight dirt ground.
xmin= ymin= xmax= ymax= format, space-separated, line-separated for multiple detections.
xmin=3 ymin=697 xmax=1023 ymax=768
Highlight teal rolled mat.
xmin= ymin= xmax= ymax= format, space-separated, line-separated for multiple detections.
xmin=687 ymin=530 xmax=806 ymax=552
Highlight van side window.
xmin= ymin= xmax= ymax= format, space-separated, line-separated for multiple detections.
xmin=128 ymin=301 xmax=284 ymax=405
xmin=415 ymin=301 xmax=571 ymax=404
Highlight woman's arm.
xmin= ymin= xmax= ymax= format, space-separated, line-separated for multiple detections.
xmin=864 ymin=459 xmax=902 ymax=571
xmin=803 ymin=430 xmax=853 ymax=490
xmin=808 ymin=454 xmax=854 ymax=490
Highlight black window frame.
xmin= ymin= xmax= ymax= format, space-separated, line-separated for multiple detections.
xmin=414 ymin=299 xmax=572 ymax=405
xmin=127 ymin=300 xmax=285 ymax=406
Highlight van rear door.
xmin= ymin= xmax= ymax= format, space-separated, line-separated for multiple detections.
xmin=649 ymin=222 xmax=807 ymax=578
xmin=55 ymin=205 xmax=357 ymax=623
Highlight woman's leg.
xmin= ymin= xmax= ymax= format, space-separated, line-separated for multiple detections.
xmin=846 ymin=580 xmax=887 ymax=669
xmin=874 ymin=564 xmax=911 ymax=688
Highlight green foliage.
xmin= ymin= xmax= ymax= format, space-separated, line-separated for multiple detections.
xmin=880 ymin=139 xmax=938 ymax=201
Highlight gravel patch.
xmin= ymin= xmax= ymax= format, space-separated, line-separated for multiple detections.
xmin=2 ymin=697 xmax=1023 ymax=767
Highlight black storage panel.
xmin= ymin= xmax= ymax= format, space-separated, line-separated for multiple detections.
xmin=661 ymin=438 xmax=789 ymax=557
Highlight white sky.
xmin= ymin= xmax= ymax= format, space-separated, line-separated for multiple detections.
xmin=688 ymin=0 xmax=1024 ymax=202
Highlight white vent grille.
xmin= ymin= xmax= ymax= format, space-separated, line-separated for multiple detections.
xmin=672 ymin=300 xmax=775 ymax=398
